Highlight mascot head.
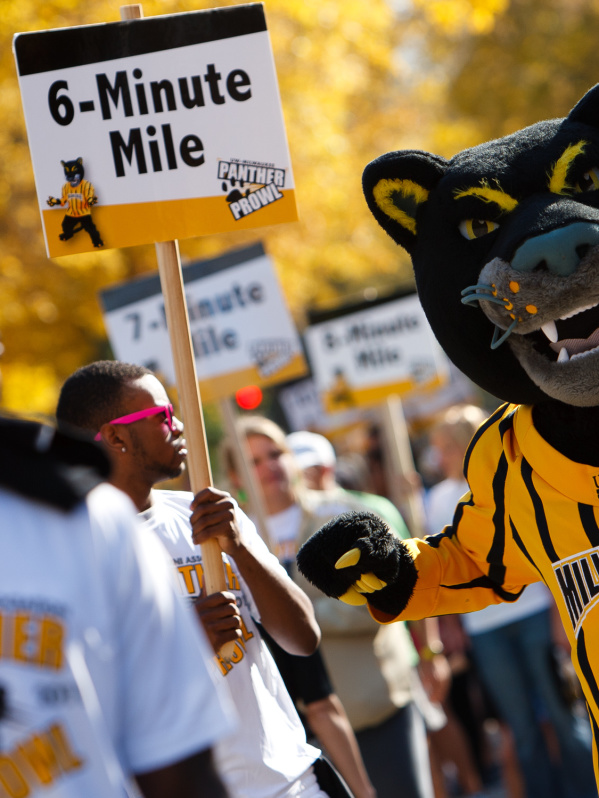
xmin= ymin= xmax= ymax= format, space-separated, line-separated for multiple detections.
xmin=363 ymin=84 xmax=599 ymax=407
xmin=61 ymin=157 xmax=84 ymax=187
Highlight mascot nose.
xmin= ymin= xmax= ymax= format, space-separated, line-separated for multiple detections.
xmin=512 ymin=221 xmax=599 ymax=276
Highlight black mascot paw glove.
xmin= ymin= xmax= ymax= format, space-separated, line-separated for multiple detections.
xmin=296 ymin=510 xmax=417 ymax=617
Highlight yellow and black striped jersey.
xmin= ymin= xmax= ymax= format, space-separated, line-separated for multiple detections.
xmin=379 ymin=401 xmax=599 ymax=746
xmin=60 ymin=180 xmax=95 ymax=217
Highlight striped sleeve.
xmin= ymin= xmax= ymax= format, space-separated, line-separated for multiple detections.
xmin=377 ymin=404 xmax=538 ymax=622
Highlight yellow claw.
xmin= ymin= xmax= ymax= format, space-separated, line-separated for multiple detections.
xmin=355 ymin=578 xmax=375 ymax=593
xmin=339 ymin=585 xmax=368 ymax=606
xmin=359 ymin=572 xmax=387 ymax=592
xmin=335 ymin=547 xmax=362 ymax=570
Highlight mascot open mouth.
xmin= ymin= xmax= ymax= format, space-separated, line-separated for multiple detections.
xmin=532 ymin=302 xmax=599 ymax=362
xmin=466 ymin=253 xmax=599 ymax=404
xmin=506 ymin=302 xmax=599 ymax=405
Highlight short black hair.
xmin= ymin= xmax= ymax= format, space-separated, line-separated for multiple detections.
xmin=56 ymin=360 xmax=151 ymax=434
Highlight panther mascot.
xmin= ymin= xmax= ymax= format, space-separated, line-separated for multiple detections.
xmin=297 ymin=83 xmax=599 ymax=790
xmin=47 ymin=158 xmax=103 ymax=248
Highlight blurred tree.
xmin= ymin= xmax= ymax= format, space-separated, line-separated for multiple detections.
xmin=10 ymin=0 xmax=585 ymax=417
xmin=0 ymin=0 xmax=419 ymax=415
xmin=448 ymin=0 xmax=599 ymax=141
xmin=407 ymin=0 xmax=599 ymax=150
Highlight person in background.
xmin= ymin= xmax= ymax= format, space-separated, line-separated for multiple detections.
xmin=222 ymin=417 xmax=449 ymax=798
xmin=221 ymin=426 xmax=375 ymax=798
xmin=0 ymin=413 xmax=233 ymax=798
xmin=288 ymin=431 xmax=478 ymax=798
xmin=425 ymin=404 xmax=596 ymax=798
xmin=287 ymin=430 xmax=409 ymax=536
xmin=56 ymin=360 xmax=339 ymax=798
xmin=255 ymin=622 xmax=374 ymax=798
xmin=286 ymin=430 xmax=450 ymax=716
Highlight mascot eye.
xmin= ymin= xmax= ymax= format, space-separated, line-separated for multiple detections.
xmin=575 ymin=167 xmax=599 ymax=192
xmin=459 ymin=219 xmax=500 ymax=240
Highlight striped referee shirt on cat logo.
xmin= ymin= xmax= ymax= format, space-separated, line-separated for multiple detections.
xmin=370 ymin=402 xmax=599 ymax=743
xmin=61 ymin=180 xmax=95 ymax=217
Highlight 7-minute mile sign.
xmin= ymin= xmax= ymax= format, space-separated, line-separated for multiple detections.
xmin=13 ymin=4 xmax=297 ymax=258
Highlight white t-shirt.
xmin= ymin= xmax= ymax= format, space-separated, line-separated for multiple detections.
xmin=425 ymin=477 xmax=552 ymax=635
xmin=266 ymin=503 xmax=303 ymax=571
xmin=140 ymin=489 xmax=321 ymax=798
xmin=0 ymin=482 xmax=236 ymax=798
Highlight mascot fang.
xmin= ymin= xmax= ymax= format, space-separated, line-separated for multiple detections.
xmin=297 ymin=84 xmax=599 ymax=791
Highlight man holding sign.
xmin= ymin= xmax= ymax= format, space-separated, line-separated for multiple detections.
xmin=56 ymin=360 xmax=345 ymax=798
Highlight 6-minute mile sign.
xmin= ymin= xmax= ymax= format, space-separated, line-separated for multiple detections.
xmin=13 ymin=4 xmax=297 ymax=258
xmin=304 ymin=292 xmax=450 ymax=413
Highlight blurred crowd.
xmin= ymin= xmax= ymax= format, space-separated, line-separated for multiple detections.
xmin=1 ymin=357 xmax=597 ymax=798
xmin=215 ymin=398 xmax=596 ymax=798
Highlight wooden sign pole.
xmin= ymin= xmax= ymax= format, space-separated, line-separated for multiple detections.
xmin=120 ymin=4 xmax=233 ymax=659
xmin=380 ymin=394 xmax=427 ymax=538
xmin=153 ymin=239 xmax=226 ymax=595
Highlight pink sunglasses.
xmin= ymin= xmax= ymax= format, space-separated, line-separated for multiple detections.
xmin=95 ymin=404 xmax=175 ymax=441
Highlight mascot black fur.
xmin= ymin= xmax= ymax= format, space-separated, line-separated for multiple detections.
xmin=297 ymin=84 xmax=599 ymax=786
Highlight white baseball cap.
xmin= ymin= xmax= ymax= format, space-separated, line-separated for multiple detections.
xmin=286 ymin=431 xmax=336 ymax=470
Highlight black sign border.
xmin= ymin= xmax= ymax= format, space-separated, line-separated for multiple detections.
xmin=14 ymin=4 xmax=266 ymax=76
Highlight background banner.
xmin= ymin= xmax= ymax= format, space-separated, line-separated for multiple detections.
xmin=100 ymin=242 xmax=306 ymax=401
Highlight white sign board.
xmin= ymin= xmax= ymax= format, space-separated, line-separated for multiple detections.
xmin=13 ymin=5 xmax=297 ymax=257
xmin=304 ymin=293 xmax=450 ymax=412
xmin=278 ymin=378 xmax=364 ymax=433
xmin=401 ymin=361 xmax=480 ymax=422
xmin=100 ymin=243 xmax=306 ymax=401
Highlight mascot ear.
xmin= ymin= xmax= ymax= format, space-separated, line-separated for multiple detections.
xmin=362 ymin=150 xmax=447 ymax=254
xmin=567 ymin=83 xmax=599 ymax=128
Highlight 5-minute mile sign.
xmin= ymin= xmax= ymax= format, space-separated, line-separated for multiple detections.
xmin=13 ymin=4 xmax=297 ymax=258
